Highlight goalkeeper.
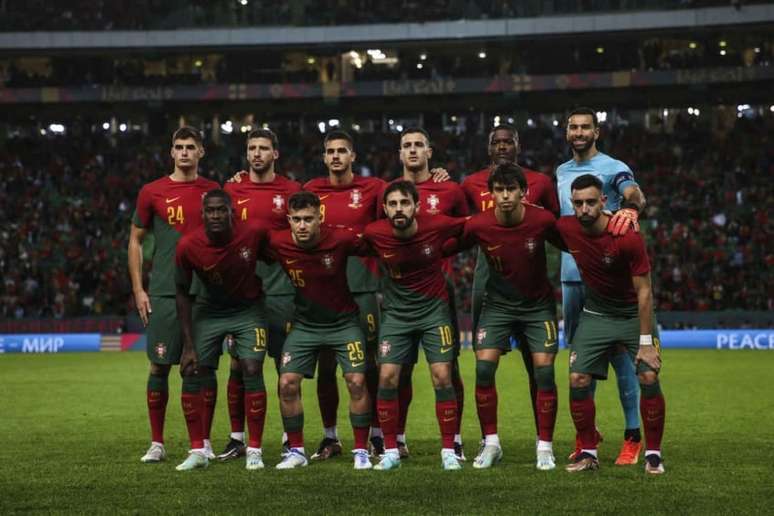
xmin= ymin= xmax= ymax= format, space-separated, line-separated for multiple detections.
xmin=556 ymin=107 xmax=648 ymax=466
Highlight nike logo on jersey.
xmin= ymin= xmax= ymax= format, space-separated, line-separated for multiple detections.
xmin=319 ymin=195 xmax=330 ymax=200
xmin=440 ymin=346 xmax=453 ymax=354
xmin=486 ymin=245 xmax=502 ymax=251
xmin=351 ymin=361 xmax=364 ymax=368
xmin=165 ymin=197 xmax=180 ymax=203
xmin=237 ymin=198 xmax=250 ymax=205
xmin=203 ymin=264 xmax=217 ymax=271
xmin=285 ymin=259 xmax=299 ymax=265
xmin=569 ymin=249 xmax=580 ymax=254
xmin=383 ymin=253 xmax=396 ymax=258
xmin=544 ymin=341 xmax=556 ymax=348
xmin=480 ymin=191 xmax=490 ymax=197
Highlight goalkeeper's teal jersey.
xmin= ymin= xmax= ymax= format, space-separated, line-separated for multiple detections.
xmin=556 ymin=152 xmax=638 ymax=282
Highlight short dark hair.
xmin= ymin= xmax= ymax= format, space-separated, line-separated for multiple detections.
xmin=288 ymin=191 xmax=321 ymax=212
xmin=488 ymin=124 xmax=519 ymax=144
xmin=568 ymin=107 xmax=598 ymax=128
xmin=399 ymin=127 xmax=431 ymax=146
xmin=247 ymin=128 xmax=279 ymax=150
xmin=383 ymin=180 xmax=419 ymax=204
xmin=488 ymin=163 xmax=527 ymax=192
xmin=203 ymin=189 xmax=232 ymax=208
xmin=323 ymin=130 xmax=354 ymax=149
xmin=570 ymin=174 xmax=603 ymax=192
xmin=172 ymin=126 xmax=203 ymax=146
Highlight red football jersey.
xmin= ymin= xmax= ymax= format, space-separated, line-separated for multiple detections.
xmin=363 ymin=215 xmax=466 ymax=317
xmin=555 ymin=216 xmax=650 ymax=308
xmin=175 ymin=221 xmax=269 ymax=306
xmin=385 ymin=176 xmax=469 ymax=217
xmin=268 ymin=225 xmax=367 ymax=327
xmin=462 ymin=167 xmax=559 ymax=216
xmin=304 ymin=175 xmax=386 ymax=293
xmin=224 ymin=173 xmax=302 ymax=230
xmin=462 ymin=205 xmax=562 ymax=303
xmin=133 ymin=175 xmax=219 ymax=296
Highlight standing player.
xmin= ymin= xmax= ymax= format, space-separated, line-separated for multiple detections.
xmin=218 ymin=129 xmax=301 ymax=461
xmin=175 ymin=190 xmax=270 ymax=470
xmin=271 ymin=192 xmax=373 ymax=470
xmin=304 ymin=130 xmax=386 ymax=459
xmin=455 ymin=164 xmax=561 ymax=470
xmin=392 ymin=127 xmax=469 ymax=460
xmin=557 ymin=175 xmax=665 ymax=474
xmin=364 ymin=181 xmax=467 ymax=471
xmin=557 ymin=108 xmax=647 ymax=464
xmin=461 ymin=123 xmax=559 ymax=457
xmin=128 ymin=127 xmax=218 ymax=463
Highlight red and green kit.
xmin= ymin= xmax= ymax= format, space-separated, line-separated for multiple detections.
xmin=363 ymin=214 xmax=466 ymax=364
xmin=268 ymin=225 xmax=369 ymax=377
xmin=175 ymin=221 xmax=270 ymax=368
xmin=461 ymin=205 xmax=562 ymax=354
xmin=555 ymin=216 xmax=660 ymax=378
xmin=133 ymin=175 xmax=219 ymax=364
xmin=462 ymin=167 xmax=559 ymax=216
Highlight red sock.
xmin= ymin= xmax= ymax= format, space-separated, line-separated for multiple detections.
xmin=537 ymin=388 xmax=558 ymax=442
xmin=181 ymin=391 xmax=205 ymax=449
xmin=522 ymin=348 xmax=539 ymax=436
xmin=366 ymin=368 xmax=380 ymax=429
xmin=475 ymin=385 xmax=498 ymax=436
xmin=227 ymin=376 xmax=245 ymax=434
xmin=641 ymin=394 xmax=666 ymax=452
xmin=317 ymin=379 xmax=339 ymax=429
xmin=353 ymin=426 xmax=370 ymax=450
xmin=202 ymin=385 xmax=217 ymax=440
xmin=287 ymin=430 xmax=304 ymax=449
xmin=377 ymin=398 xmax=399 ymax=449
xmin=245 ymin=391 xmax=267 ymax=448
xmin=452 ymin=373 xmax=465 ymax=435
xmin=397 ymin=384 xmax=412 ymax=435
xmin=147 ymin=389 xmax=168 ymax=443
xmin=436 ymin=399 xmax=458 ymax=449
xmin=570 ymin=397 xmax=597 ymax=450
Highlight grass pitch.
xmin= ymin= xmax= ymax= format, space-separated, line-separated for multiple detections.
xmin=1 ymin=349 xmax=772 ymax=514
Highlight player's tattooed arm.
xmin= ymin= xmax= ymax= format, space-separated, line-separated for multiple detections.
xmin=176 ymin=283 xmax=198 ymax=375
xmin=633 ymin=273 xmax=660 ymax=370
xmin=128 ymin=224 xmax=151 ymax=326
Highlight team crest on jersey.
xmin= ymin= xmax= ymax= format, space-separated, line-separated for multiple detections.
xmin=321 ymin=253 xmax=335 ymax=269
xmin=239 ymin=246 xmax=252 ymax=262
xmin=272 ymin=195 xmax=285 ymax=213
xmin=569 ymin=351 xmax=577 ymax=366
xmin=281 ymin=352 xmax=292 ymax=367
xmin=426 ymin=194 xmax=441 ymax=214
xmin=380 ymin=339 xmax=391 ymax=357
xmin=602 ymin=253 xmax=615 ymax=267
xmin=348 ymin=189 xmax=363 ymax=209
xmin=155 ymin=342 xmax=167 ymax=359
xmin=525 ymin=238 xmax=537 ymax=254
xmin=476 ymin=328 xmax=487 ymax=345
xmin=422 ymin=244 xmax=433 ymax=257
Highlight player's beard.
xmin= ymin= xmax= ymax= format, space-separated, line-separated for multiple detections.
xmin=569 ymin=138 xmax=594 ymax=154
xmin=390 ymin=213 xmax=414 ymax=230
xmin=250 ymin=160 xmax=273 ymax=175
xmin=578 ymin=213 xmax=597 ymax=227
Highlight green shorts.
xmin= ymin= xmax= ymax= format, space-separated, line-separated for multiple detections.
xmin=195 ymin=302 xmax=268 ymax=369
xmin=569 ymin=310 xmax=661 ymax=379
xmin=378 ymin=309 xmax=456 ymax=365
xmin=354 ymin=292 xmax=380 ymax=354
xmin=475 ymin=303 xmax=558 ymax=355
xmin=146 ymin=295 xmax=181 ymax=365
xmin=280 ymin=319 xmax=367 ymax=378
xmin=265 ymin=294 xmax=295 ymax=358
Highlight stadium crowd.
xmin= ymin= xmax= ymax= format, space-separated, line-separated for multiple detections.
xmin=0 ymin=112 xmax=770 ymax=320
xmin=0 ymin=0 xmax=757 ymax=31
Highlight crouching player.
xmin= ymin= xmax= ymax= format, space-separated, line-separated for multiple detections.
xmin=271 ymin=192 xmax=373 ymax=470
xmin=557 ymin=175 xmax=666 ymax=474
xmin=175 ymin=190 xmax=271 ymax=471
xmin=453 ymin=164 xmax=562 ymax=470
xmin=363 ymin=181 xmax=467 ymax=471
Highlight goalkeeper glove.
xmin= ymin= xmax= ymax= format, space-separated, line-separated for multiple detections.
xmin=609 ymin=205 xmax=639 ymax=236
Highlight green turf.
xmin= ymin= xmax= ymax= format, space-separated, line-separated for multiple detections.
xmin=1 ymin=350 xmax=772 ymax=514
